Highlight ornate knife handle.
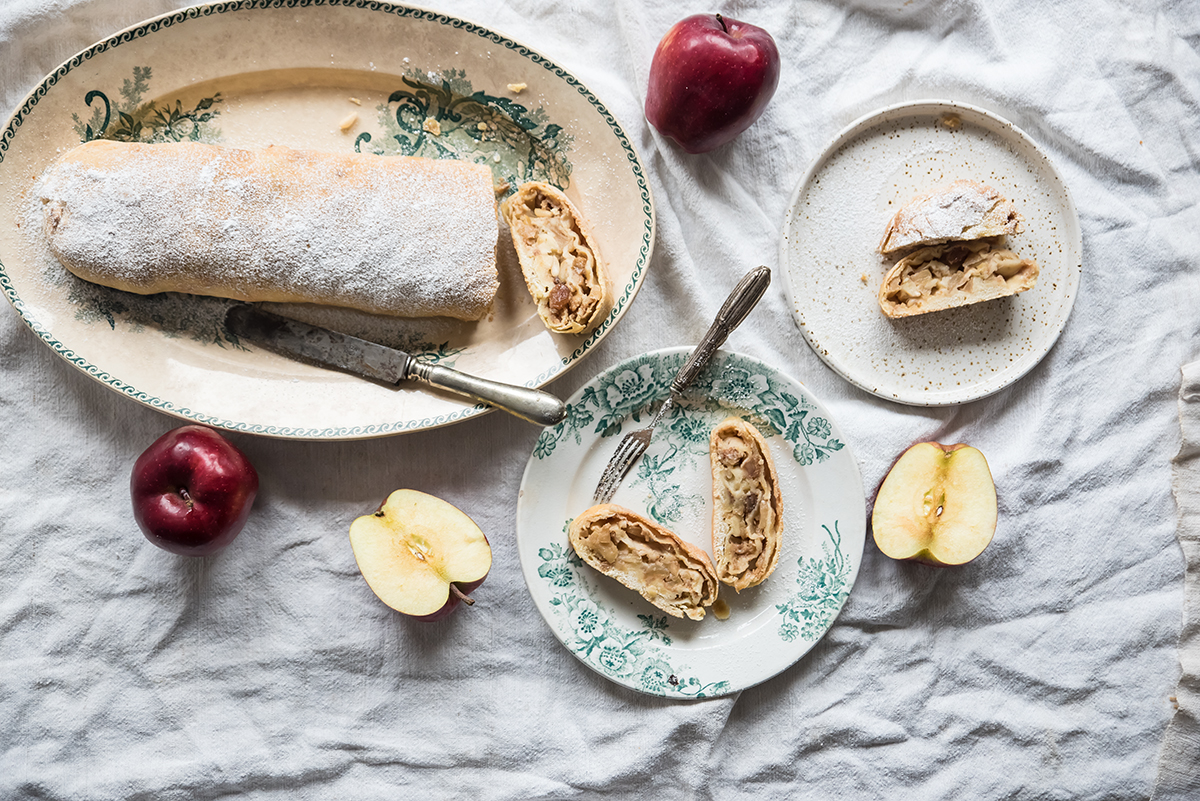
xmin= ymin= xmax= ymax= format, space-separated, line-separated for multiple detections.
xmin=409 ymin=361 xmax=566 ymax=426
xmin=670 ymin=266 xmax=772 ymax=395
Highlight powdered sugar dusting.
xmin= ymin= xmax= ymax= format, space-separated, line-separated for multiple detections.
xmin=901 ymin=183 xmax=995 ymax=238
xmin=878 ymin=179 xmax=1008 ymax=254
xmin=35 ymin=141 xmax=500 ymax=320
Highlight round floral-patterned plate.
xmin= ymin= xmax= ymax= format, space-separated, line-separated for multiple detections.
xmin=0 ymin=1 xmax=654 ymax=438
xmin=780 ymin=100 xmax=1081 ymax=406
xmin=516 ymin=348 xmax=865 ymax=698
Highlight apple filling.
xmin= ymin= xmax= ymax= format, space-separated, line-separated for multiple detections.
xmin=503 ymin=182 xmax=607 ymax=334
xmin=879 ymin=239 xmax=1039 ymax=318
xmin=710 ymin=418 xmax=783 ymax=591
xmin=568 ymin=504 xmax=718 ymax=620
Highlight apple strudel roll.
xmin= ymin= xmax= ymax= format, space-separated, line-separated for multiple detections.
xmin=710 ymin=418 xmax=783 ymax=591
xmin=568 ymin=504 xmax=718 ymax=620
xmin=501 ymin=181 xmax=607 ymax=334
xmin=36 ymin=140 xmax=500 ymax=320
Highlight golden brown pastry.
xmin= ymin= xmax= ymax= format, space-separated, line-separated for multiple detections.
xmin=710 ymin=418 xmax=783 ymax=591
xmin=878 ymin=179 xmax=1023 ymax=257
xmin=568 ymin=504 xmax=718 ymax=620
xmin=501 ymin=181 xmax=607 ymax=334
xmin=878 ymin=239 xmax=1039 ymax=318
xmin=36 ymin=140 xmax=500 ymax=320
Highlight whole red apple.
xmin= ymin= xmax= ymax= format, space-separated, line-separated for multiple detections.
xmin=131 ymin=425 xmax=259 ymax=556
xmin=644 ymin=13 xmax=780 ymax=154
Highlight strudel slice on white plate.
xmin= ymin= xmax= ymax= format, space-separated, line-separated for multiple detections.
xmin=710 ymin=417 xmax=783 ymax=591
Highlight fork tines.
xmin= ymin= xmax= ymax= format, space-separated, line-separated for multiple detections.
xmin=592 ymin=430 xmax=653 ymax=504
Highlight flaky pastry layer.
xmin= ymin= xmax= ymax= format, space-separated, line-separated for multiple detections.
xmin=568 ymin=504 xmax=718 ymax=620
xmin=878 ymin=179 xmax=1023 ymax=257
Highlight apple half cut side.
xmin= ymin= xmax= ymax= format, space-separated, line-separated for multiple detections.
xmin=349 ymin=489 xmax=492 ymax=621
xmin=871 ymin=442 xmax=998 ymax=567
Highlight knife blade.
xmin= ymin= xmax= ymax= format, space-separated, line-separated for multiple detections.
xmin=224 ymin=304 xmax=566 ymax=426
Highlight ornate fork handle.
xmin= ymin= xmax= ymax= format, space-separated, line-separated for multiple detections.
xmin=670 ymin=266 xmax=771 ymax=395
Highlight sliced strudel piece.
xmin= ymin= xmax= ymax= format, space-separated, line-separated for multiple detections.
xmin=568 ymin=504 xmax=718 ymax=620
xmin=710 ymin=418 xmax=783 ymax=591
xmin=878 ymin=179 xmax=1023 ymax=257
xmin=878 ymin=239 xmax=1039 ymax=318
xmin=501 ymin=181 xmax=607 ymax=334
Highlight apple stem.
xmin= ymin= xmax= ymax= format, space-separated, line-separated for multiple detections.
xmin=178 ymin=486 xmax=194 ymax=510
xmin=715 ymin=13 xmax=727 ymax=33
xmin=450 ymin=584 xmax=475 ymax=606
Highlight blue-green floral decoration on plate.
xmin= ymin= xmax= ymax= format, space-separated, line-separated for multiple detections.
xmin=519 ymin=348 xmax=865 ymax=698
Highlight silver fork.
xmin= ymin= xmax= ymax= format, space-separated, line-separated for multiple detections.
xmin=591 ymin=265 xmax=771 ymax=505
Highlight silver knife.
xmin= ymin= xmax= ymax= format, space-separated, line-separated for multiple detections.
xmin=224 ymin=304 xmax=566 ymax=426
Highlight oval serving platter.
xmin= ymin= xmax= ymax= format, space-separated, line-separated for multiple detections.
xmin=780 ymin=100 xmax=1082 ymax=406
xmin=0 ymin=1 xmax=654 ymax=438
xmin=517 ymin=348 xmax=865 ymax=698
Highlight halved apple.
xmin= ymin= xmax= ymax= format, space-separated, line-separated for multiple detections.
xmin=871 ymin=442 xmax=997 ymax=566
xmin=349 ymin=489 xmax=492 ymax=620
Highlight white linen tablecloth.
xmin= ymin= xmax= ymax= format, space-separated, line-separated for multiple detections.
xmin=2 ymin=0 xmax=1198 ymax=798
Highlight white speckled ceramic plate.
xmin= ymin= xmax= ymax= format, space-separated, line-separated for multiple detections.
xmin=780 ymin=100 xmax=1081 ymax=406
xmin=516 ymin=348 xmax=865 ymax=698
xmin=0 ymin=1 xmax=654 ymax=438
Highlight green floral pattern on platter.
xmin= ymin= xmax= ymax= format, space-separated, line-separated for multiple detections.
xmin=73 ymin=66 xmax=223 ymax=144
xmin=358 ymin=68 xmax=573 ymax=190
xmin=777 ymin=522 xmax=853 ymax=642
